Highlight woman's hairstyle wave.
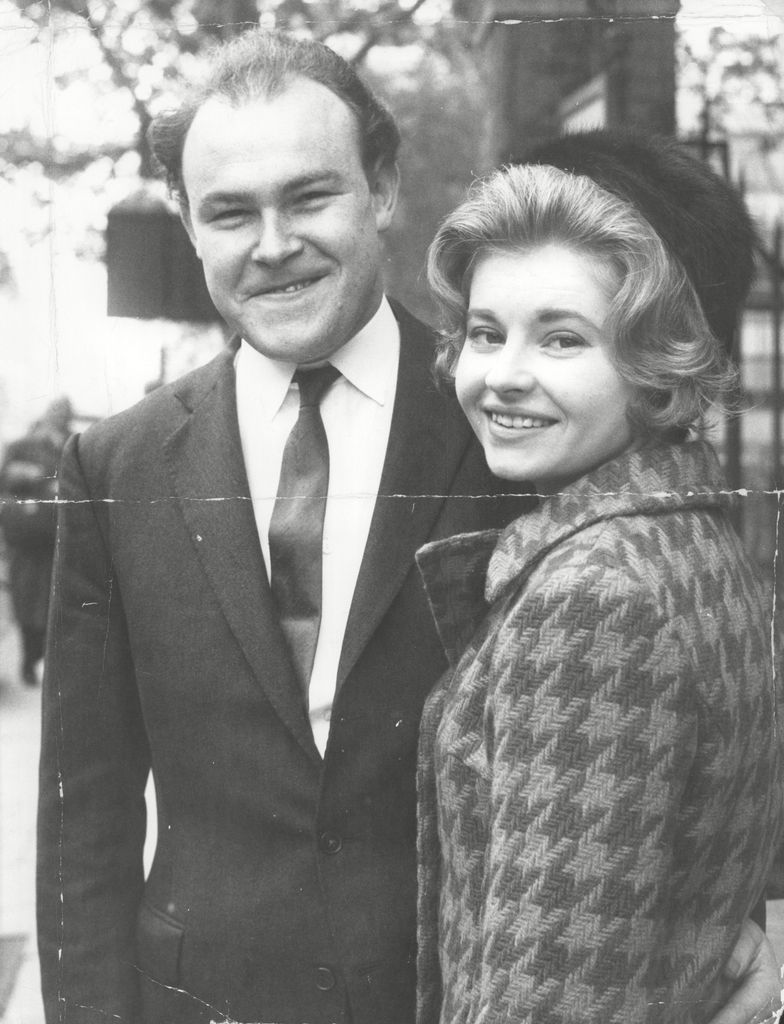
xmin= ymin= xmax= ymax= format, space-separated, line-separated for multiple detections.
xmin=427 ymin=163 xmax=739 ymax=439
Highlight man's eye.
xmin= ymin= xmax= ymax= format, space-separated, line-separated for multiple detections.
xmin=298 ymin=191 xmax=332 ymax=205
xmin=211 ymin=209 xmax=247 ymax=224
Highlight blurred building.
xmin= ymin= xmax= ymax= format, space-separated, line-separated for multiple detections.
xmin=476 ymin=0 xmax=680 ymax=161
xmin=106 ymin=187 xmax=219 ymax=326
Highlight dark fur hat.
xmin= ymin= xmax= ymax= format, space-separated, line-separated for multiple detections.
xmin=524 ymin=129 xmax=757 ymax=352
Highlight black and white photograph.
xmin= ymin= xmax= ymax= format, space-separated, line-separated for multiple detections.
xmin=1 ymin=1 xmax=784 ymax=1021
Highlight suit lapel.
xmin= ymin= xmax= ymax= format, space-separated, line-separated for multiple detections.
xmin=337 ymin=305 xmax=474 ymax=686
xmin=164 ymin=347 xmax=320 ymax=764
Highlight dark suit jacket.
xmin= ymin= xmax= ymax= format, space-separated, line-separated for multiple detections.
xmin=37 ymin=305 xmax=530 ymax=1024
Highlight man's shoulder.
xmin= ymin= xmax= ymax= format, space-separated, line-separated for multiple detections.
xmin=77 ymin=346 xmax=232 ymax=462
xmin=388 ymin=297 xmax=452 ymax=407
xmin=389 ymin=297 xmax=437 ymax=348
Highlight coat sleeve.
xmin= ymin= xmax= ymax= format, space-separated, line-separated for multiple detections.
xmin=37 ymin=434 xmax=150 ymax=1024
xmin=474 ymin=564 xmax=719 ymax=1024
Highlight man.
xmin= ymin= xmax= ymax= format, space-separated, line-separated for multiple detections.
xmin=37 ymin=28 xmax=779 ymax=1024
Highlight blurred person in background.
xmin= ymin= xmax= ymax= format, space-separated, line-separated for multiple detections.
xmin=0 ymin=397 xmax=73 ymax=685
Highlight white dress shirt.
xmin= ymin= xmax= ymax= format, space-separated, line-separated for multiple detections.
xmin=235 ymin=297 xmax=400 ymax=756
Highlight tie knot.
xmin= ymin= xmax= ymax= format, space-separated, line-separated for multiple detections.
xmin=293 ymin=364 xmax=340 ymax=407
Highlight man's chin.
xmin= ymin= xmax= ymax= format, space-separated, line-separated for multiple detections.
xmin=239 ymin=329 xmax=339 ymax=366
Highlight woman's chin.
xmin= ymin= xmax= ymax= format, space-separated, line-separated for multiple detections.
xmin=483 ymin=453 xmax=535 ymax=484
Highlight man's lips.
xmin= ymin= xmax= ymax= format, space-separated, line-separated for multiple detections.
xmin=252 ymin=275 xmax=324 ymax=297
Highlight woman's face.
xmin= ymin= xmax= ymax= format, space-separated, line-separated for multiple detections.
xmin=455 ymin=243 xmax=638 ymax=492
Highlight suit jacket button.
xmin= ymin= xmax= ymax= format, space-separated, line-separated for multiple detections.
xmin=319 ymin=831 xmax=342 ymax=854
xmin=315 ymin=966 xmax=336 ymax=991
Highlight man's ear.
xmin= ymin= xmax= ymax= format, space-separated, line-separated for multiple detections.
xmin=179 ymin=198 xmax=201 ymax=258
xmin=371 ymin=160 xmax=400 ymax=233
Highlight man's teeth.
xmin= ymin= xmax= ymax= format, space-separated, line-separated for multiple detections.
xmin=269 ymin=279 xmax=313 ymax=294
xmin=491 ymin=412 xmax=552 ymax=429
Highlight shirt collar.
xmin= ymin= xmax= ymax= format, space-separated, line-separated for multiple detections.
xmin=235 ymin=296 xmax=400 ymax=421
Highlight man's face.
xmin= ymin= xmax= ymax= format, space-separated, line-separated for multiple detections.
xmin=181 ymin=78 xmax=399 ymax=365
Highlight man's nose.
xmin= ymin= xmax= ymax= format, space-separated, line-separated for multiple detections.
xmin=251 ymin=213 xmax=303 ymax=264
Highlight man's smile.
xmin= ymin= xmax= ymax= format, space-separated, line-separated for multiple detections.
xmin=252 ymin=274 xmax=325 ymax=297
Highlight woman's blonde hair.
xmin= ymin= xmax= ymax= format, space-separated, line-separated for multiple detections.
xmin=427 ymin=163 xmax=739 ymax=439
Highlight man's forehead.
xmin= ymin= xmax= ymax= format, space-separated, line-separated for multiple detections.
xmin=181 ymin=79 xmax=365 ymax=187
xmin=179 ymin=83 xmax=373 ymax=211
xmin=189 ymin=77 xmax=359 ymax=140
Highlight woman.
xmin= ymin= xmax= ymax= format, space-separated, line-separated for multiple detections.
xmin=415 ymin=135 xmax=783 ymax=1024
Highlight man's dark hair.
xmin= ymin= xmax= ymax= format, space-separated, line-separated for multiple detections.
xmin=149 ymin=28 xmax=401 ymax=206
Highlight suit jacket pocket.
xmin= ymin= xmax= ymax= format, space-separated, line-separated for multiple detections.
xmin=136 ymin=899 xmax=185 ymax=985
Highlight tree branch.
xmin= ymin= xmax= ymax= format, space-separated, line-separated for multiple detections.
xmin=69 ymin=2 xmax=157 ymax=175
xmin=313 ymin=0 xmax=433 ymax=66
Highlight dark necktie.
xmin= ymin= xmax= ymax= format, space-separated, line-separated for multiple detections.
xmin=269 ymin=364 xmax=340 ymax=701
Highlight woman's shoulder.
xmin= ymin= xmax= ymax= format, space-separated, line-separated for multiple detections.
xmin=493 ymin=501 xmax=770 ymax=705
xmin=488 ymin=441 xmax=737 ymax=599
xmin=516 ymin=487 xmax=747 ymax=598
xmin=499 ymin=519 xmax=672 ymax=654
xmin=513 ymin=508 xmax=677 ymax=597
xmin=518 ymin=504 xmax=759 ymax=629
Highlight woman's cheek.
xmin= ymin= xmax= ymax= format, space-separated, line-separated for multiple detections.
xmin=454 ymin=346 xmax=481 ymax=416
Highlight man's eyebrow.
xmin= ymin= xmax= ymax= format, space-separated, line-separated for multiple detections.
xmin=282 ymin=171 xmax=344 ymax=193
xmin=195 ymin=189 xmax=253 ymax=214
xmin=195 ymin=173 xmax=344 ymax=213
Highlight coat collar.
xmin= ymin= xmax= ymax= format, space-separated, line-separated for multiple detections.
xmin=416 ymin=441 xmax=731 ymax=667
xmin=164 ymin=307 xmax=477 ymax=748
xmin=166 ymin=341 xmax=323 ymax=765
xmin=336 ymin=300 xmax=476 ymax=686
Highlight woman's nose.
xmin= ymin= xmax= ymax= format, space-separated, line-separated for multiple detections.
xmin=484 ymin=343 xmax=537 ymax=393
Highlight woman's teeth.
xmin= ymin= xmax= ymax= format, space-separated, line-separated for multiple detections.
xmin=491 ymin=412 xmax=552 ymax=429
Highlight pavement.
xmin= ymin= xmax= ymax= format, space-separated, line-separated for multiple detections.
xmin=0 ymin=566 xmax=783 ymax=1022
xmin=0 ymin=580 xmax=44 ymax=1024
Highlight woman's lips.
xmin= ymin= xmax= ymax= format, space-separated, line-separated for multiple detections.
xmin=489 ymin=411 xmax=556 ymax=429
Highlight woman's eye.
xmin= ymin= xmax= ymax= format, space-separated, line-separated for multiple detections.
xmin=546 ymin=333 xmax=586 ymax=352
xmin=467 ymin=327 xmax=503 ymax=347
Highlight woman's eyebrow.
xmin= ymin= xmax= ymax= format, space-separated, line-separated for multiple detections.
xmin=537 ymin=308 xmax=600 ymax=329
xmin=466 ymin=308 xmax=502 ymax=322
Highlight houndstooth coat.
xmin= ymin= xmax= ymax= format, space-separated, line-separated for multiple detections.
xmin=415 ymin=440 xmax=783 ymax=1024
